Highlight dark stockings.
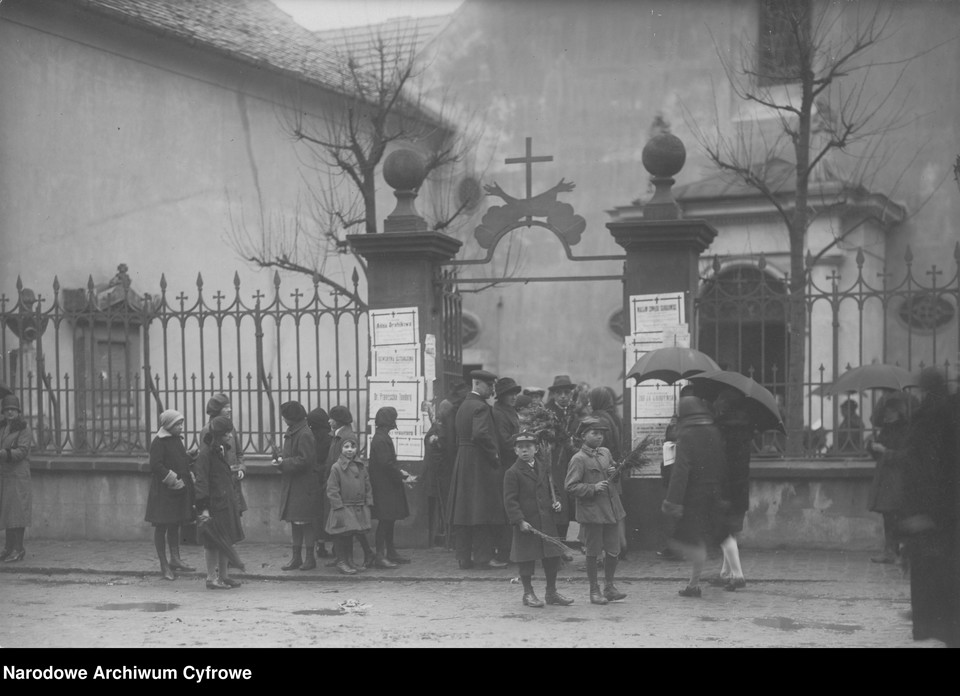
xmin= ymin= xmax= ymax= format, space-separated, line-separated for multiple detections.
xmin=4 ymin=527 xmax=25 ymax=552
xmin=375 ymin=520 xmax=396 ymax=556
xmin=543 ymin=556 xmax=560 ymax=594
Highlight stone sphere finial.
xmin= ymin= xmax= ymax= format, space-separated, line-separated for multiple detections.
xmin=383 ymin=148 xmax=427 ymax=191
xmin=642 ymin=132 xmax=686 ymax=179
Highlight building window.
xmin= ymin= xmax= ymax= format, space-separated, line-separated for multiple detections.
xmin=898 ymin=293 xmax=956 ymax=331
xmin=757 ymin=0 xmax=811 ymax=85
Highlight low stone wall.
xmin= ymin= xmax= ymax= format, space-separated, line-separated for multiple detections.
xmin=25 ymin=456 xmax=882 ymax=551
xmin=27 ymin=456 xmax=432 ymax=549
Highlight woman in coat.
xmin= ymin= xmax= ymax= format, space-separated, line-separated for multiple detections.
xmin=307 ymin=407 xmax=333 ymax=559
xmin=662 ymin=396 xmax=727 ymax=597
xmin=194 ymin=414 xmax=244 ymax=590
xmin=711 ymin=388 xmax=755 ymax=590
xmin=0 ymin=395 xmax=34 ymax=563
xmin=144 ymin=408 xmax=195 ymax=579
xmin=273 ymin=401 xmax=320 ymax=571
xmin=867 ymin=392 xmax=911 ymax=564
xmin=369 ymin=407 xmax=407 ymax=567
xmin=201 ymin=394 xmax=246 ymax=516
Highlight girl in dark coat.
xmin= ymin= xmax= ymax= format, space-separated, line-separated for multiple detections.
xmin=201 ymin=394 xmax=246 ymax=515
xmin=307 ymin=407 xmax=333 ymax=559
xmin=662 ymin=396 xmax=727 ymax=597
xmin=144 ymin=409 xmax=196 ymax=580
xmin=900 ymin=367 xmax=959 ymax=646
xmin=867 ymin=392 xmax=911 ymax=564
xmin=0 ymin=395 xmax=34 ymax=563
xmin=272 ymin=401 xmax=320 ymax=571
xmin=712 ymin=388 xmax=755 ymax=590
xmin=195 ymin=415 xmax=244 ymax=590
xmin=369 ymin=407 xmax=410 ymax=566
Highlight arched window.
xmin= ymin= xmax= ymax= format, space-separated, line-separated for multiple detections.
xmin=697 ymin=266 xmax=788 ymax=390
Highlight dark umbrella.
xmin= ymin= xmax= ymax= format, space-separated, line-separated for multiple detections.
xmin=626 ymin=347 xmax=720 ymax=385
xmin=196 ymin=517 xmax=245 ymax=571
xmin=821 ymin=364 xmax=918 ymax=395
xmin=687 ymin=369 xmax=785 ymax=433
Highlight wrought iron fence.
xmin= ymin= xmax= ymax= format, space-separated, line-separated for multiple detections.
xmin=696 ymin=245 xmax=960 ymax=457
xmin=437 ymin=267 xmax=463 ymax=396
xmin=0 ymin=266 xmax=369 ymax=455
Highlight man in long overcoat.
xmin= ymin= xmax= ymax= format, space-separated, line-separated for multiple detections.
xmin=503 ymin=430 xmax=573 ymax=608
xmin=447 ymin=370 xmax=507 ymax=569
xmin=492 ymin=376 xmax=521 ymax=563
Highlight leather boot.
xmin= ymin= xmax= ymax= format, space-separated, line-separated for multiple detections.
xmin=586 ymin=557 xmax=608 ymax=605
xmin=281 ymin=546 xmax=303 ymax=571
xmin=334 ymin=539 xmax=356 ymax=576
xmin=603 ymin=555 xmax=626 ymax=601
xmin=300 ymin=545 xmax=317 ymax=571
xmin=523 ymin=590 xmax=545 ymax=608
xmin=168 ymin=542 xmax=196 ymax=573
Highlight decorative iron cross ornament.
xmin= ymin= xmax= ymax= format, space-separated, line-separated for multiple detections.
xmin=505 ymin=137 xmax=553 ymax=202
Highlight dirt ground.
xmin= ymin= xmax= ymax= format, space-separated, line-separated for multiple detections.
xmin=0 ymin=570 xmax=941 ymax=648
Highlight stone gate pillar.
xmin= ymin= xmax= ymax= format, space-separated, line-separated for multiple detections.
xmin=606 ymin=133 xmax=718 ymax=550
xmin=347 ymin=148 xmax=462 ymax=548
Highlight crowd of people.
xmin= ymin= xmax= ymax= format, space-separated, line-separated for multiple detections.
xmin=0 ymin=365 xmax=957 ymax=645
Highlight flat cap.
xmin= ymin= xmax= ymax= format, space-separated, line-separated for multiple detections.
xmin=576 ymin=417 xmax=609 ymax=434
xmin=513 ymin=430 xmax=538 ymax=445
xmin=469 ymin=369 xmax=497 ymax=384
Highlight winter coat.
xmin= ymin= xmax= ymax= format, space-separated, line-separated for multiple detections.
xmin=715 ymin=405 xmax=754 ymax=532
xmin=369 ymin=426 xmax=409 ymax=521
xmin=492 ymin=402 xmax=520 ymax=468
xmin=901 ymin=393 xmax=956 ymax=530
xmin=665 ymin=397 xmax=727 ymax=545
xmin=0 ymin=416 xmax=33 ymax=529
xmin=278 ymin=420 xmax=320 ymax=523
xmin=194 ymin=442 xmax=244 ymax=546
xmin=503 ymin=456 xmax=563 ymax=563
xmin=144 ymin=434 xmax=195 ymax=525
xmin=565 ymin=445 xmax=625 ymax=525
xmin=867 ymin=418 xmax=909 ymax=513
xmin=325 ymin=456 xmax=373 ymax=535
xmin=447 ymin=392 xmax=504 ymax=526
xmin=199 ymin=423 xmax=246 ymax=514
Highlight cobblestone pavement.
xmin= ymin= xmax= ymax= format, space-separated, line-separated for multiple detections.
xmin=0 ymin=540 xmax=944 ymax=648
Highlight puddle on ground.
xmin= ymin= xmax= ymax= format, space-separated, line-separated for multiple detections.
xmin=97 ymin=602 xmax=179 ymax=612
xmin=561 ymin=617 xmax=588 ymax=622
xmin=293 ymin=609 xmax=342 ymax=616
xmin=501 ymin=613 xmax=536 ymax=621
xmin=754 ymin=617 xmax=862 ymax=633
xmin=700 ymin=616 xmax=719 ymax=622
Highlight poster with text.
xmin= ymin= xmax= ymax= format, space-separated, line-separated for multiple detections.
xmin=369 ymin=307 xmax=419 ymax=347
xmin=372 ymin=345 xmax=421 ymax=379
xmin=368 ymin=378 xmax=425 ymax=421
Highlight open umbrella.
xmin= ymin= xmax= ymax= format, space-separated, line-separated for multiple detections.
xmin=687 ymin=369 xmax=785 ymax=433
xmin=626 ymin=347 xmax=720 ymax=385
xmin=822 ymin=364 xmax=917 ymax=395
xmin=196 ymin=516 xmax=245 ymax=571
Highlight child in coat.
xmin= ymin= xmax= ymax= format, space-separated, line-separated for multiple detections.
xmin=503 ymin=431 xmax=574 ymax=608
xmin=565 ymin=417 xmax=627 ymax=605
xmin=325 ymin=433 xmax=375 ymax=575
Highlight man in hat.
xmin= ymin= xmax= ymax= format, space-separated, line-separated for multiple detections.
xmin=566 ymin=417 xmax=627 ymax=605
xmin=503 ymin=430 xmax=574 ymax=608
xmin=546 ymin=375 xmax=579 ymax=541
xmin=492 ymin=376 xmax=522 ymax=563
xmin=447 ymin=369 xmax=508 ymax=569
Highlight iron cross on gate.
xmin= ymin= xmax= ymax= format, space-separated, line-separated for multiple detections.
xmin=505 ymin=137 xmax=553 ymax=202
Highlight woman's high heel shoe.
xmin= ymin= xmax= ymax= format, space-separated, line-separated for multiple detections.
xmin=2 ymin=549 xmax=25 ymax=563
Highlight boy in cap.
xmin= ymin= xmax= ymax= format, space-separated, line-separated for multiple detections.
xmin=565 ymin=417 xmax=627 ymax=605
xmin=503 ymin=430 xmax=574 ymax=607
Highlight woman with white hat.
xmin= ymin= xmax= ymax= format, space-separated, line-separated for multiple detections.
xmin=0 ymin=394 xmax=34 ymax=563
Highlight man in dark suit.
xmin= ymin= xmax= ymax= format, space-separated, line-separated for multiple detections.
xmin=446 ymin=370 xmax=508 ymax=570
xmin=492 ymin=376 xmax=522 ymax=563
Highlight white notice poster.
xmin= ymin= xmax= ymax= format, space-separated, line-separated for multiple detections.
xmin=372 ymin=346 xmax=421 ymax=378
xmin=369 ymin=307 xmax=419 ymax=347
xmin=368 ymin=378 xmax=425 ymax=421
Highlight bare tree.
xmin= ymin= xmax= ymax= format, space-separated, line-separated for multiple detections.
xmin=230 ymin=24 xmax=483 ymax=307
xmin=686 ymin=0 xmax=943 ymax=451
